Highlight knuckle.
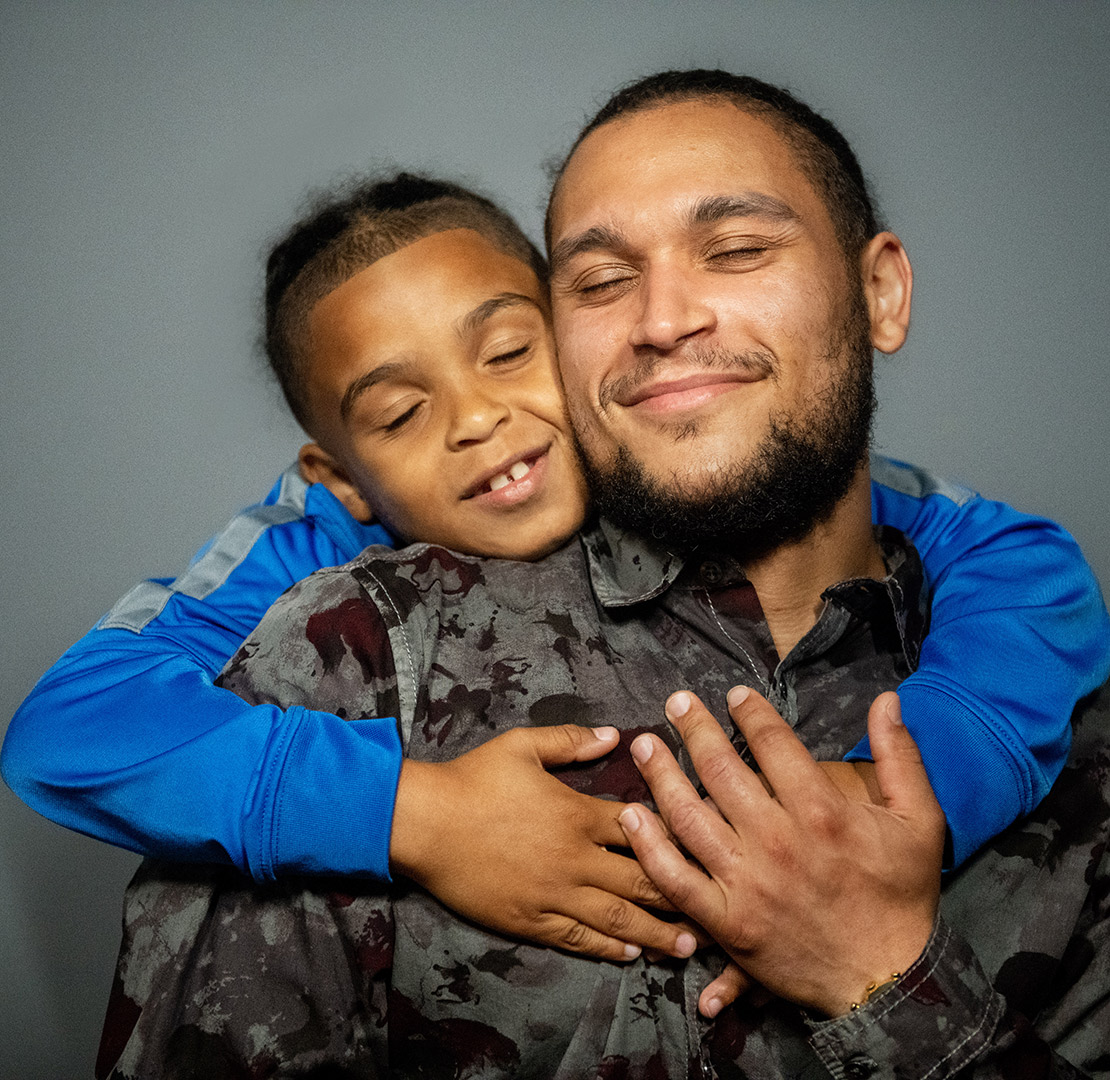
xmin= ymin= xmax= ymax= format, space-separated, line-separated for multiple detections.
xmin=550 ymin=724 xmax=581 ymax=753
xmin=696 ymin=748 xmax=739 ymax=791
xmin=632 ymin=872 xmax=665 ymax=906
xmin=748 ymin=722 xmax=794 ymax=757
xmin=799 ymin=798 xmax=844 ymax=839
xmin=558 ymin=919 xmax=591 ymax=952
xmin=666 ymin=797 xmax=707 ymax=842
xmin=599 ymin=898 xmax=634 ymax=936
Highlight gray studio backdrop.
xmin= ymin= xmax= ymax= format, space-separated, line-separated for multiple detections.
xmin=2 ymin=2 xmax=1107 ymax=1074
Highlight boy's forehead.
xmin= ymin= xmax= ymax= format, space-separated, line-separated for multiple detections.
xmin=303 ymin=229 xmax=547 ymax=396
xmin=310 ymin=226 xmax=541 ymax=313
xmin=312 ymin=228 xmax=543 ymax=319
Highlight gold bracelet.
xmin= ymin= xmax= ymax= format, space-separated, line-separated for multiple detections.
xmin=849 ymin=973 xmax=901 ymax=1011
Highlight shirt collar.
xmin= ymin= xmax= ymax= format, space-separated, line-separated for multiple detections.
xmin=581 ymin=517 xmax=687 ymax=607
xmin=583 ymin=518 xmax=928 ymax=668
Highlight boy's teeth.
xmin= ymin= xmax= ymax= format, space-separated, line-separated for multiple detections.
xmin=487 ymin=460 xmax=531 ymax=492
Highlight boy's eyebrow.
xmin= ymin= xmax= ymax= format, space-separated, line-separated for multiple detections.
xmin=549 ymin=192 xmax=799 ymax=274
xmin=340 ymin=361 xmax=413 ymax=421
xmin=457 ymin=292 xmax=542 ymax=337
xmin=339 ymin=294 xmax=541 ymax=422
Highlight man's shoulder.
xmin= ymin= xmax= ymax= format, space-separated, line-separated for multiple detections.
xmin=337 ymin=536 xmax=592 ymax=616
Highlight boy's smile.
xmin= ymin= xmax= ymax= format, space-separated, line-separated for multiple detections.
xmin=299 ymin=228 xmax=588 ymax=560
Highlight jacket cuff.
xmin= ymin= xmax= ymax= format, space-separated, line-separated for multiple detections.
xmin=254 ymin=706 xmax=403 ymax=881
xmin=807 ymin=918 xmax=1004 ymax=1079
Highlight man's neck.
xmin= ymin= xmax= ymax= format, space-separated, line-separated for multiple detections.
xmin=739 ymin=463 xmax=884 ymax=660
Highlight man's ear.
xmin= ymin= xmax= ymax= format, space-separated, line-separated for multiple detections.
xmin=297 ymin=443 xmax=374 ymax=523
xmin=860 ymin=231 xmax=913 ymax=354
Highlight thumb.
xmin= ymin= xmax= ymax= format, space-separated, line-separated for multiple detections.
xmin=868 ymin=692 xmax=942 ymax=822
xmin=524 ymin=723 xmax=620 ymax=767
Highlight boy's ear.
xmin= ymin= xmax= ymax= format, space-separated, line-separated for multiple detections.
xmin=860 ymin=231 xmax=913 ymax=354
xmin=297 ymin=443 xmax=374 ymax=523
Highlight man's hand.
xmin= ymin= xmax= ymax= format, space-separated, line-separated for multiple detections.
xmin=389 ymin=724 xmax=699 ymax=963
xmin=618 ymin=688 xmax=946 ymax=1017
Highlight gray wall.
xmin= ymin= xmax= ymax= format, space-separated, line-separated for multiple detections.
xmin=2 ymin=2 xmax=1107 ymax=1074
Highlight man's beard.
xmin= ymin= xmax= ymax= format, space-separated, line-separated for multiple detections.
xmin=575 ymin=288 xmax=876 ymax=560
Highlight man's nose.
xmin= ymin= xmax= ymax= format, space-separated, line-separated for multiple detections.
xmin=628 ymin=266 xmax=716 ymax=351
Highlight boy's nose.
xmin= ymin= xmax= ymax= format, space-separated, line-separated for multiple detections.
xmin=446 ymin=391 xmax=510 ymax=448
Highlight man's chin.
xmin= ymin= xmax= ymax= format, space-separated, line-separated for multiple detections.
xmin=581 ymin=428 xmax=869 ymax=558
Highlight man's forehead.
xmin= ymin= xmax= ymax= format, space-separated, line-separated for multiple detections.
xmin=549 ymin=99 xmax=810 ymax=240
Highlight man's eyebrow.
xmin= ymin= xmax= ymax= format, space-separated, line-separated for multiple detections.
xmin=549 ymin=225 xmax=626 ymax=275
xmin=549 ymin=195 xmax=798 ymax=273
xmin=688 ymin=192 xmax=799 ymax=227
xmin=458 ymin=292 xmax=542 ymax=337
xmin=340 ymin=361 xmax=412 ymax=422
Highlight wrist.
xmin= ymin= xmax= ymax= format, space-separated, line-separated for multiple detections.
xmin=807 ymin=920 xmax=1003 ymax=1075
xmin=388 ymin=759 xmax=442 ymax=883
xmin=810 ymin=919 xmax=934 ymax=1018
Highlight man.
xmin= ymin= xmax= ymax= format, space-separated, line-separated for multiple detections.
xmin=542 ymin=69 xmax=1109 ymax=1072
xmin=103 ymin=71 xmax=1108 ymax=1076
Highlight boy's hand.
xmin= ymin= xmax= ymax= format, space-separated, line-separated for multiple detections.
xmin=389 ymin=724 xmax=699 ymax=963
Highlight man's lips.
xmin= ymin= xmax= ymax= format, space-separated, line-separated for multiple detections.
xmin=613 ymin=371 xmax=765 ymax=412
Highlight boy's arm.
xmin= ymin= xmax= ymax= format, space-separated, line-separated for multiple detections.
xmin=863 ymin=454 xmax=1110 ymax=865
xmin=219 ymin=559 xmax=697 ymax=964
xmin=0 ymin=467 xmax=403 ymax=881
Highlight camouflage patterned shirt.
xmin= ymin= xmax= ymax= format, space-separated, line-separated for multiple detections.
xmin=99 ymin=521 xmax=1110 ymax=1079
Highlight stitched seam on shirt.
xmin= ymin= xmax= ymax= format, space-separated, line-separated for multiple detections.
xmin=265 ymin=706 xmax=306 ymax=882
xmin=258 ymin=706 xmax=302 ymax=881
xmin=357 ymin=565 xmax=418 ymax=747
xmin=865 ymin=919 xmax=947 ymax=1025
xmin=919 ymin=991 xmax=1002 ymax=1079
xmin=903 ymin=676 xmax=1031 ymax=815
xmin=898 ymin=920 xmax=1001 ymax=1080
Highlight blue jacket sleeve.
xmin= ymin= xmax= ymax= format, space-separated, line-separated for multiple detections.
xmin=0 ymin=466 xmax=402 ymax=881
xmin=861 ymin=455 xmax=1110 ymax=865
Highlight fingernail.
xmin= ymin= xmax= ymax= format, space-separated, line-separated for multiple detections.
xmin=666 ymin=691 xmax=692 ymax=720
xmin=675 ymin=932 xmax=697 ymax=957
xmin=593 ymin=726 xmax=618 ymax=741
xmin=619 ymin=807 xmax=641 ymax=834
xmin=703 ymin=996 xmax=723 ymax=1019
xmin=630 ymin=735 xmax=653 ymax=765
xmin=623 ymin=943 xmax=642 ymax=960
xmin=727 ymin=685 xmax=751 ymax=709
xmin=886 ymin=693 xmax=903 ymax=726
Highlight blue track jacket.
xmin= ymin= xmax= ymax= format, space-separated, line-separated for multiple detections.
xmin=3 ymin=455 xmax=1108 ymax=879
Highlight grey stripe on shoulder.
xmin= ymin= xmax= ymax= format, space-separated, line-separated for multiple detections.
xmin=100 ymin=466 xmax=309 ymax=633
xmin=870 ymin=452 xmax=975 ymax=507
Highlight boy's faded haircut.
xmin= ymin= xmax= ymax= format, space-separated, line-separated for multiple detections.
xmin=265 ymin=172 xmax=548 ymax=432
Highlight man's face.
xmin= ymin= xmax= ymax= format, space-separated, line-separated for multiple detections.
xmin=547 ymin=99 xmax=876 ymax=553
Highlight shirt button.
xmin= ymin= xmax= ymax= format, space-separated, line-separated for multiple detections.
xmin=700 ymin=560 xmax=724 ymax=585
xmin=843 ymin=1057 xmax=877 ymax=1079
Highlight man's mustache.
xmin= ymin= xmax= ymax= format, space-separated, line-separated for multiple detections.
xmin=598 ymin=349 xmax=775 ymax=410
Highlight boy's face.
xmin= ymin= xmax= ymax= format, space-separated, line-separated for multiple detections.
xmin=301 ymin=228 xmax=588 ymax=560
